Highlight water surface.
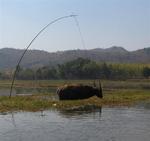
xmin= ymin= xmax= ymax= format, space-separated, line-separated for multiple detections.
xmin=0 ymin=106 xmax=150 ymax=141
xmin=0 ymin=87 xmax=56 ymax=96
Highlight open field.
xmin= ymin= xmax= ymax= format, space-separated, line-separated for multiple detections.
xmin=0 ymin=79 xmax=150 ymax=112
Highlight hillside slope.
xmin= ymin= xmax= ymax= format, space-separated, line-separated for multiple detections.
xmin=0 ymin=46 xmax=150 ymax=69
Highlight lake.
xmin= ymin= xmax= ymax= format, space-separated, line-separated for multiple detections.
xmin=0 ymin=106 xmax=150 ymax=141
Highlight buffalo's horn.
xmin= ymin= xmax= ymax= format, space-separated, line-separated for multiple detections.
xmin=98 ymin=80 xmax=103 ymax=98
xmin=93 ymin=80 xmax=96 ymax=87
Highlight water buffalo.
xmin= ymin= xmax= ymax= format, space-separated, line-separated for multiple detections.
xmin=57 ymin=81 xmax=103 ymax=100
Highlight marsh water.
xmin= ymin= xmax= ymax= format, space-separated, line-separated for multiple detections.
xmin=0 ymin=88 xmax=150 ymax=141
xmin=0 ymin=106 xmax=150 ymax=141
xmin=0 ymin=87 xmax=56 ymax=96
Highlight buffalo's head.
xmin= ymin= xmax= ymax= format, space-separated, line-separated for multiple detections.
xmin=93 ymin=80 xmax=103 ymax=98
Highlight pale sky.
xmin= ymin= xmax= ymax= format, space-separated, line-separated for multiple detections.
xmin=0 ymin=0 xmax=150 ymax=52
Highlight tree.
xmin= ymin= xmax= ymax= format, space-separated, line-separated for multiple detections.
xmin=36 ymin=68 xmax=42 ymax=79
xmin=82 ymin=61 xmax=100 ymax=79
xmin=17 ymin=68 xmax=34 ymax=80
xmin=57 ymin=58 xmax=98 ymax=79
xmin=143 ymin=67 xmax=150 ymax=78
xmin=0 ymin=72 xmax=2 ymax=79
xmin=101 ymin=63 xmax=111 ymax=79
xmin=47 ymin=68 xmax=57 ymax=79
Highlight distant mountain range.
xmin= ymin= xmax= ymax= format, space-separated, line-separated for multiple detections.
xmin=0 ymin=46 xmax=150 ymax=70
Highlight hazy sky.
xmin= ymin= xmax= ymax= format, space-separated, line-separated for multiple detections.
xmin=0 ymin=0 xmax=150 ymax=52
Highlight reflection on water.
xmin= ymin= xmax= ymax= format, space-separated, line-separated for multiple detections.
xmin=0 ymin=106 xmax=150 ymax=141
xmin=58 ymin=105 xmax=102 ymax=119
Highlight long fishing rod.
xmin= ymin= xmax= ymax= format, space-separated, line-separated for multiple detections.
xmin=9 ymin=14 xmax=77 ymax=98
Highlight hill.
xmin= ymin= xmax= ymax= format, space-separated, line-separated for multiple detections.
xmin=0 ymin=46 xmax=150 ymax=69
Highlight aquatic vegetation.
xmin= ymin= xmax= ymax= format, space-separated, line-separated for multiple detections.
xmin=0 ymin=79 xmax=150 ymax=112
xmin=0 ymin=89 xmax=150 ymax=112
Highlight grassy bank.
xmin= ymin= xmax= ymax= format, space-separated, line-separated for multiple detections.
xmin=0 ymin=79 xmax=150 ymax=89
xmin=0 ymin=89 xmax=150 ymax=113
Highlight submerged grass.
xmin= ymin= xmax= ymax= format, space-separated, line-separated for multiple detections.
xmin=0 ymin=89 xmax=150 ymax=112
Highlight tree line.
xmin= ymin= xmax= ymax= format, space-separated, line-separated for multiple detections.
xmin=0 ymin=58 xmax=150 ymax=80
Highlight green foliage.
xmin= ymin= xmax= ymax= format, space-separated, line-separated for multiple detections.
xmin=17 ymin=68 xmax=35 ymax=80
xmin=57 ymin=58 xmax=99 ymax=79
xmin=56 ymin=59 xmax=150 ymax=80
xmin=143 ymin=67 xmax=150 ymax=78
xmin=16 ymin=66 xmax=57 ymax=80
xmin=82 ymin=61 xmax=100 ymax=79
xmin=0 ymin=58 xmax=150 ymax=80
